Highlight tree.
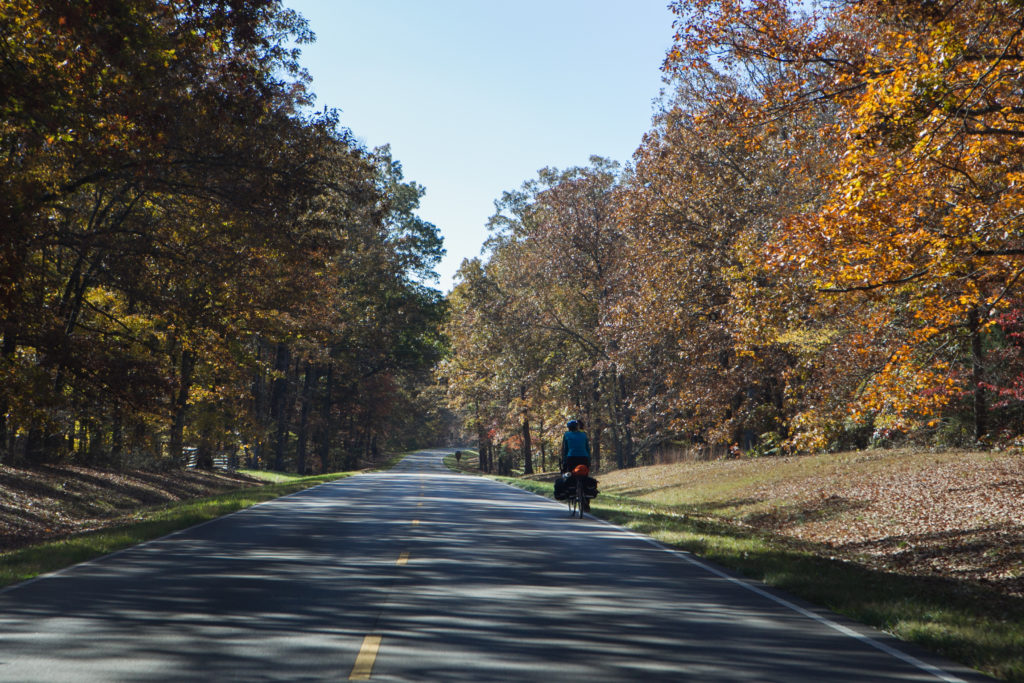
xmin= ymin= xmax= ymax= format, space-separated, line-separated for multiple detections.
xmin=0 ymin=1 xmax=447 ymax=470
xmin=664 ymin=0 xmax=1024 ymax=447
xmin=443 ymin=159 xmax=630 ymax=471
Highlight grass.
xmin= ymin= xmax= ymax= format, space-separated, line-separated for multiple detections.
xmin=236 ymin=468 xmax=308 ymax=483
xmin=443 ymin=449 xmax=479 ymax=474
xmin=0 ymin=470 xmax=352 ymax=590
xmin=593 ymin=448 xmax=1012 ymax=520
xmin=501 ymin=474 xmax=1024 ymax=681
xmin=377 ymin=450 xmax=413 ymax=471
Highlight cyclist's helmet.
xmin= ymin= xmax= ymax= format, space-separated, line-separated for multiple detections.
xmin=567 ymin=419 xmax=579 ymax=430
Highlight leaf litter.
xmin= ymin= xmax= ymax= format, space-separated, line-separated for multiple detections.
xmin=0 ymin=464 xmax=261 ymax=553
xmin=598 ymin=448 xmax=1024 ymax=598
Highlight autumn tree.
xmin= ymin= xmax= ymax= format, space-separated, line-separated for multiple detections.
xmin=440 ymin=258 xmax=511 ymax=473
xmin=0 ymin=1 xmax=446 ymax=469
xmin=665 ymin=0 xmax=1024 ymax=448
xmin=441 ymin=0 xmax=1024 ymax=460
xmin=443 ymin=159 xmax=632 ymax=470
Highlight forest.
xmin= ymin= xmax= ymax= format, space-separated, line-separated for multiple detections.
xmin=0 ymin=0 xmax=449 ymax=472
xmin=442 ymin=0 xmax=1024 ymax=473
xmin=5 ymin=0 xmax=1024 ymax=477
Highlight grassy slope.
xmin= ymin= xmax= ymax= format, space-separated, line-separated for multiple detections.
xmin=494 ymin=449 xmax=1023 ymax=682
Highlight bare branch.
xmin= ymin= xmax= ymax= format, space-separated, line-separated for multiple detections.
xmin=818 ymin=269 xmax=928 ymax=293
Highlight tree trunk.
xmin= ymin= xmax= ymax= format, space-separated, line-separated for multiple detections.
xmin=52 ymin=252 xmax=93 ymax=397
xmin=197 ymin=420 xmax=215 ymax=470
xmin=607 ymin=369 xmax=625 ymax=469
xmin=969 ymin=307 xmax=988 ymax=442
xmin=605 ymin=367 xmax=634 ymax=469
xmin=537 ymin=416 xmax=547 ymax=472
xmin=589 ymin=374 xmax=602 ymax=472
xmin=111 ymin=410 xmax=124 ymax=464
xmin=618 ymin=371 xmax=636 ymax=467
xmin=296 ymin=361 xmax=315 ymax=474
xmin=25 ymin=425 xmax=44 ymax=464
xmin=592 ymin=424 xmax=603 ymax=473
xmin=520 ymin=385 xmax=533 ymax=474
xmin=360 ymin=421 xmax=372 ymax=465
xmin=611 ymin=425 xmax=624 ymax=469
xmin=0 ymin=329 xmax=14 ymax=464
xmin=271 ymin=343 xmax=291 ymax=472
xmin=521 ymin=414 xmax=533 ymax=475
xmin=251 ymin=336 xmax=269 ymax=468
xmin=317 ymin=362 xmax=334 ymax=471
xmin=168 ymin=348 xmax=194 ymax=466
xmin=477 ymin=422 xmax=491 ymax=473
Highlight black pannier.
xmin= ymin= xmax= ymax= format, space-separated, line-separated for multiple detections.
xmin=554 ymin=473 xmax=572 ymax=500
xmin=553 ymin=473 xmax=599 ymax=500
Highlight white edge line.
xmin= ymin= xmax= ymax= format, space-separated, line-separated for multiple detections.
xmin=498 ymin=478 xmax=970 ymax=683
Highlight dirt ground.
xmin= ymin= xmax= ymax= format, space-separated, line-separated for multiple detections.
xmin=0 ymin=464 xmax=261 ymax=552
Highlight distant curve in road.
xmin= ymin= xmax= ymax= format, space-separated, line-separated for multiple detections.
xmin=0 ymin=450 xmax=988 ymax=682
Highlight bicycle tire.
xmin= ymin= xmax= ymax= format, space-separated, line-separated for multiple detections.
xmin=575 ymin=478 xmax=586 ymax=518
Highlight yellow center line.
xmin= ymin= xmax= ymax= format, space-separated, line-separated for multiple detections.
xmin=349 ymin=634 xmax=382 ymax=680
xmin=411 ymin=519 xmax=420 ymax=526
xmin=396 ymin=551 xmax=409 ymax=566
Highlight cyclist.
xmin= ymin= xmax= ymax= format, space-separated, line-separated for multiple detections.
xmin=560 ymin=419 xmax=592 ymax=511
xmin=560 ymin=419 xmax=591 ymax=473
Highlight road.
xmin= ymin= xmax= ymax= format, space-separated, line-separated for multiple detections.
xmin=0 ymin=450 xmax=988 ymax=682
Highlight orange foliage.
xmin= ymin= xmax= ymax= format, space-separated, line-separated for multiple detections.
xmin=660 ymin=0 xmax=1024 ymax=447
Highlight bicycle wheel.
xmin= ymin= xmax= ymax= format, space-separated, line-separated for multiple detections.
xmin=575 ymin=479 xmax=586 ymax=518
xmin=567 ymin=490 xmax=577 ymax=517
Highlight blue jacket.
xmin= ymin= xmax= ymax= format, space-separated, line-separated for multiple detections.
xmin=561 ymin=430 xmax=591 ymax=461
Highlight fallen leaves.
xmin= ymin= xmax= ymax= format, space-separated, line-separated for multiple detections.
xmin=599 ymin=448 xmax=1024 ymax=598
xmin=0 ymin=465 xmax=260 ymax=553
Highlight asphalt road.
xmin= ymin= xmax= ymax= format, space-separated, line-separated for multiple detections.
xmin=0 ymin=450 xmax=990 ymax=682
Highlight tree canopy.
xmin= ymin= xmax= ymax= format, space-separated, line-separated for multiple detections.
xmin=443 ymin=0 xmax=1024 ymax=468
xmin=0 ymin=0 xmax=447 ymax=470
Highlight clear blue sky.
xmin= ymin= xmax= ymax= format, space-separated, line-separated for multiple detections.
xmin=285 ymin=1 xmax=676 ymax=292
